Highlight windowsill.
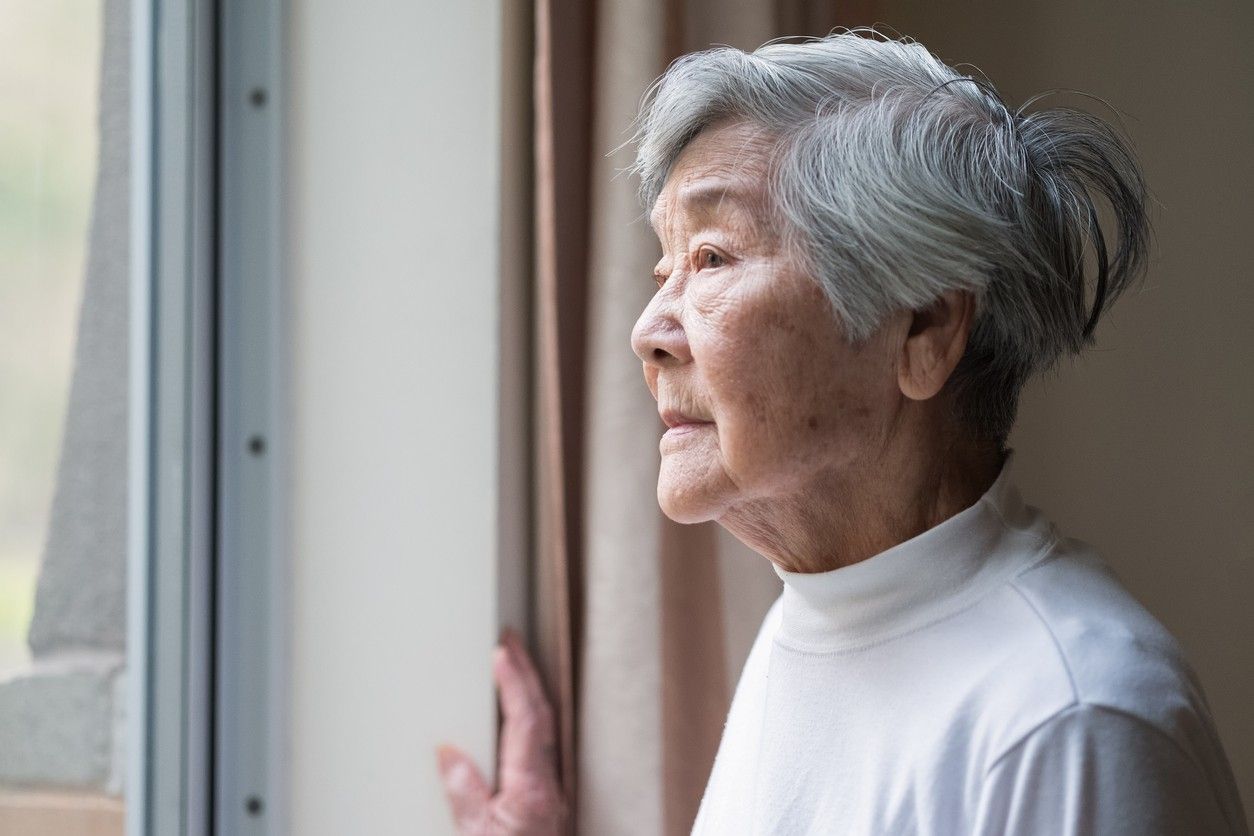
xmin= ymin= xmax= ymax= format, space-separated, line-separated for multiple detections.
xmin=0 ymin=790 xmax=123 ymax=836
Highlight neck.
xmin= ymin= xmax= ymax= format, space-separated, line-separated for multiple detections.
xmin=719 ymin=425 xmax=1004 ymax=575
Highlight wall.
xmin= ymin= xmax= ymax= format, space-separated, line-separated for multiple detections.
xmin=886 ymin=0 xmax=1254 ymax=817
xmin=285 ymin=2 xmax=506 ymax=833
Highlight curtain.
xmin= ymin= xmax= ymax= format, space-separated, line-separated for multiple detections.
xmin=531 ymin=2 xmax=880 ymax=833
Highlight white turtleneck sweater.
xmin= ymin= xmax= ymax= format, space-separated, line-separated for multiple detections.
xmin=692 ymin=454 xmax=1249 ymax=835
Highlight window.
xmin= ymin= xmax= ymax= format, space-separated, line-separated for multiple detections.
xmin=1 ymin=3 xmax=510 ymax=833
xmin=0 ymin=0 xmax=129 ymax=832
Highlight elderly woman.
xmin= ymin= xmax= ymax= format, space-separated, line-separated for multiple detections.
xmin=437 ymin=31 xmax=1249 ymax=835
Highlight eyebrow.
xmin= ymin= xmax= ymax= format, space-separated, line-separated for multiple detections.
xmin=648 ymin=181 xmax=762 ymax=232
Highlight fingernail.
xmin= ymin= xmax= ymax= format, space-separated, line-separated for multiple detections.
xmin=435 ymin=745 xmax=458 ymax=774
xmin=507 ymin=629 xmax=527 ymax=654
xmin=438 ymin=751 xmax=473 ymax=789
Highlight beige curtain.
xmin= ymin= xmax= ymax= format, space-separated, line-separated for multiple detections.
xmin=532 ymin=2 xmax=880 ymax=833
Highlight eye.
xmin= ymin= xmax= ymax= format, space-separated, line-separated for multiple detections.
xmin=696 ymin=246 xmax=727 ymax=270
xmin=653 ymin=271 xmax=668 ymax=289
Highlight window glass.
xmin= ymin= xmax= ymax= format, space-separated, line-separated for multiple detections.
xmin=0 ymin=0 xmax=128 ymax=832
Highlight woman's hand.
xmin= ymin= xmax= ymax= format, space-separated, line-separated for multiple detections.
xmin=436 ymin=629 xmax=567 ymax=835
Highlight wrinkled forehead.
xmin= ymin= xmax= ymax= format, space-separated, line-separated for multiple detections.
xmin=648 ymin=179 xmax=764 ymax=233
xmin=647 ymin=121 xmax=780 ymax=235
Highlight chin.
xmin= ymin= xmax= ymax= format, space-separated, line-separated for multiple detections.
xmin=657 ymin=479 xmax=718 ymax=524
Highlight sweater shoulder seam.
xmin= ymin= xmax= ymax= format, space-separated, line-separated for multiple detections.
xmin=983 ymin=701 xmax=1214 ymax=794
xmin=1008 ymin=579 xmax=1081 ymax=704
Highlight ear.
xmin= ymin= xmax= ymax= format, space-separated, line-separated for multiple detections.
xmin=897 ymin=289 xmax=976 ymax=401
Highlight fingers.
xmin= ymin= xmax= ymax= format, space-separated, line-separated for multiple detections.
xmin=436 ymin=744 xmax=491 ymax=832
xmin=497 ymin=631 xmax=556 ymax=739
xmin=494 ymin=631 xmax=559 ymax=791
xmin=436 ymin=635 xmax=566 ymax=834
xmin=501 ymin=629 xmax=547 ymax=705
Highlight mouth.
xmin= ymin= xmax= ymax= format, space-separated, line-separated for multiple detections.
xmin=660 ymin=408 xmax=713 ymax=429
xmin=662 ymin=422 xmax=710 ymax=436
xmin=659 ymin=418 xmax=713 ymax=448
xmin=657 ymin=411 xmax=717 ymax=443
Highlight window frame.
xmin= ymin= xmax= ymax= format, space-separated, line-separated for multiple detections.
xmin=128 ymin=0 xmax=217 ymax=832
xmin=129 ymin=0 xmax=285 ymax=833
xmin=214 ymin=0 xmax=287 ymax=832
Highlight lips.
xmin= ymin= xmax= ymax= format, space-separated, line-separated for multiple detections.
xmin=660 ymin=408 xmax=713 ymax=429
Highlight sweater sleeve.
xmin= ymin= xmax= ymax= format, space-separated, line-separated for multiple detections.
xmin=972 ymin=703 xmax=1248 ymax=836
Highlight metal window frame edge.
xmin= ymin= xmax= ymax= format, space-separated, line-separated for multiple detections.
xmin=125 ymin=0 xmax=153 ymax=829
xmin=129 ymin=0 xmax=219 ymax=834
xmin=215 ymin=0 xmax=288 ymax=833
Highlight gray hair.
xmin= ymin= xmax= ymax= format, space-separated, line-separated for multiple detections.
xmin=628 ymin=29 xmax=1150 ymax=446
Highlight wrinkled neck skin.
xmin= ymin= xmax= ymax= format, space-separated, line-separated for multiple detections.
xmin=717 ymin=397 xmax=1005 ymax=575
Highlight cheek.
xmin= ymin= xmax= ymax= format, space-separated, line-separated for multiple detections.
xmin=695 ymin=300 xmax=825 ymax=457
xmin=696 ymin=287 xmax=886 ymax=472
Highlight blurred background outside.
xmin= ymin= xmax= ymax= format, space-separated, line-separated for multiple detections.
xmin=0 ymin=0 xmax=129 ymax=832
xmin=0 ymin=0 xmax=101 ymax=679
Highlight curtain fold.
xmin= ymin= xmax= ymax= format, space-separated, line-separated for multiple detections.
xmin=531 ymin=4 xmax=880 ymax=833
xmin=577 ymin=2 xmax=673 ymax=830
xmin=533 ymin=0 xmax=595 ymax=820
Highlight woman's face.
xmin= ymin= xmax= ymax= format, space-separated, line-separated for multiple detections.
xmin=631 ymin=120 xmax=902 ymax=524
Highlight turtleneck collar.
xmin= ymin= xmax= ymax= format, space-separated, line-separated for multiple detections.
xmin=772 ymin=450 xmax=1057 ymax=652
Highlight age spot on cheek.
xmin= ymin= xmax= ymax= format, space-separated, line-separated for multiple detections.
xmin=807 ymin=415 xmax=819 ymax=430
xmin=741 ymin=390 xmax=769 ymax=422
xmin=763 ymin=309 xmax=797 ymax=335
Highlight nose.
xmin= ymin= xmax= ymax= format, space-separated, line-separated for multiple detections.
xmin=630 ymin=292 xmax=691 ymax=369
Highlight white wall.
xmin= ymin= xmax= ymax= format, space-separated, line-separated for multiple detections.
xmin=285 ymin=3 xmax=504 ymax=833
